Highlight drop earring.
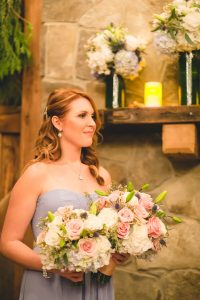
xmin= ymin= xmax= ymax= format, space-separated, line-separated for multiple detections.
xmin=58 ymin=130 xmax=62 ymax=138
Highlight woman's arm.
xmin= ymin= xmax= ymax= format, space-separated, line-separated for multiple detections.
xmin=0 ymin=163 xmax=84 ymax=282
xmin=0 ymin=164 xmax=43 ymax=270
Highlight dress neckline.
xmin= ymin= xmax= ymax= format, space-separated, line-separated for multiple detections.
xmin=38 ymin=188 xmax=96 ymax=200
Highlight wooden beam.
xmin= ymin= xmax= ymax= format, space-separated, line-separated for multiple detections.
xmin=0 ymin=109 xmax=20 ymax=133
xmin=103 ymin=106 xmax=200 ymax=125
xmin=20 ymin=0 xmax=43 ymax=169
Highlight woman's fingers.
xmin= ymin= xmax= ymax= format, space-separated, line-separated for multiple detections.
xmin=112 ymin=253 xmax=130 ymax=264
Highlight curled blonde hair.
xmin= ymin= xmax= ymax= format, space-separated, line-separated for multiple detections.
xmin=31 ymin=88 xmax=104 ymax=185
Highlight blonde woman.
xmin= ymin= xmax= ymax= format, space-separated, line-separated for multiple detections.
xmin=0 ymin=89 xmax=127 ymax=300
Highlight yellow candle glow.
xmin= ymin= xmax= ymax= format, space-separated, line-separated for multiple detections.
xmin=144 ymin=82 xmax=162 ymax=107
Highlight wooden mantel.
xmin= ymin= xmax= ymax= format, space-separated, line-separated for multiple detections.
xmin=100 ymin=105 xmax=200 ymax=125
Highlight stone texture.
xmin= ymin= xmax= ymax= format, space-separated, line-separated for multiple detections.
xmin=44 ymin=23 xmax=78 ymax=80
xmin=42 ymin=77 xmax=86 ymax=101
xmin=137 ymin=217 xmax=200 ymax=270
xmin=86 ymin=80 xmax=105 ymax=109
xmin=42 ymin=0 xmax=96 ymax=22
xmin=160 ymin=270 xmax=200 ymax=300
xmin=76 ymin=29 xmax=95 ymax=80
xmin=157 ymin=164 xmax=200 ymax=220
xmin=128 ymin=131 xmax=173 ymax=188
xmin=79 ymin=0 xmax=125 ymax=28
xmin=113 ymin=269 xmax=160 ymax=300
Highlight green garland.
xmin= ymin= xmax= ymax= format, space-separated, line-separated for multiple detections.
xmin=0 ymin=0 xmax=31 ymax=105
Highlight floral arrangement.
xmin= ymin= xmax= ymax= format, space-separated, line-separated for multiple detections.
xmin=91 ymin=182 xmax=182 ymax=259
xmin=36 ymin=206 xmax=112 ymax=273
xmin=37 ymin=183 xmax=182 ymax=280
xmin=85 ymin=23 xmax=146 ymax=80
xmin=152 ymin=0 xmax=200 ymax=54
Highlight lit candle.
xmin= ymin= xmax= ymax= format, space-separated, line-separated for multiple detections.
xmin=144 ymin=82 xmax=162 ymax=107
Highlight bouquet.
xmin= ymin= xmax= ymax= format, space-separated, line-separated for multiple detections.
xmin=152 ymin=0 xmax=200 ymax=54
xmin=90 ymin=182 xmax=182 ymax=260
xmin=36 ymin=206 xmax=113 ymax=274
xmin=85 ymin=23 xmax=146 ymax=80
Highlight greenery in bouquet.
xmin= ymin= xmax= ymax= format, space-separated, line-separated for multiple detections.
xmin=85 ymin=23 xmax=146 ymax=80
xmin=36 ymin=206 xmax=113 ymax=274
xmin=152 ymin=0 xmax=200 ymax=54
xmin=90 ymin=182 xmax=182 ymax=260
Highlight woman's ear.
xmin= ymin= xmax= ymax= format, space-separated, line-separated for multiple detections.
xmin=51 ymin=116 xmax=62 ymax=131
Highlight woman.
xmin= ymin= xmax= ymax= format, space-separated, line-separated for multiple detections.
xmin=0 ymin=89 xmax=127 ymax=300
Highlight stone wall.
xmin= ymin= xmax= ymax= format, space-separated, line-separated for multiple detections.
xmin=99 ymin=126 xmax=200 ymax=300
xmin=41 ymin=0 xmax=179 ymax=111
xmin=41 ymin=1 xmax=200 ymax=300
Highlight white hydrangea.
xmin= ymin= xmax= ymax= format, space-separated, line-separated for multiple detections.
xmin=98 ymin=207 xmax=118 ymax=228
xmin=120 ymin=224 xmax=153 ymax=255
xmin=115 ymin=50 xmax=139 ymax=78
xmin=84 ymin=214 xmax=103 ymax=231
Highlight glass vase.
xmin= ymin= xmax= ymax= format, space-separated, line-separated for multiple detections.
xmin=178 ymin=50 xmax=200 ymax=105
xmin=105 ymin=73 xmax=125 ymax=108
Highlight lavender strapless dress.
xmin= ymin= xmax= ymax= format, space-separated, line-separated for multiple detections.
xmin=19 ymin=189 xmax=114 ymax=300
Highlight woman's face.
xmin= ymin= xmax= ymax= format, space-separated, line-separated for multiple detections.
xmin=56 ymin=97 xmax=97 ymax=148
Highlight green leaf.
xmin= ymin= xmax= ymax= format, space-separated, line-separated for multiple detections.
xmin=95 ymin=190 xmax=109 ymax=196
xmin=47 ymin=211 xmax=55 ymax=222
xmin=59 ymin=239 xmax=65 ymax=248
xmin=80 ymin=229 xmax=88 ymax=238
xmin=154 ymin=191 xmax=167 ymax=204
xmin=156 ymin=210 xmax=166 ymax=218
xmin=127 ymin=181 xmax=134 ymax=192
xmin=89 ymin=202 xmax=97 ymax=215
xmin=185 ymin=33 xmax=194 ymax=45
xmin=172 ymin=216 xmax=182 ymax=223
xmin=168 ymin=8 xmax=176 ymax=21
xmin=140 ymin=183 xmax=150 ymax=191
xmin=126 ymin=191 xmax=135 ymax=203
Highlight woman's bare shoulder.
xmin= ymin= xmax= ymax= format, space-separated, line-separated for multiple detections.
xmin=12 ymin=162 xmax=48 ymax=195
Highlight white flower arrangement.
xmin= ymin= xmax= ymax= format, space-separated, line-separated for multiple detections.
xmin=36 ymin=206 xmax=112 ymax=273
xmin=85 ymin=23 xmax=146 ymax=80
xmin=92 ymin=182 xmax=182 ymax=259
xmin=152 ymin=0 xmax=200 ymax=54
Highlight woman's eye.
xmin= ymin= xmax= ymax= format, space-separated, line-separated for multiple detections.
xmin=91 ymin=114 xmax=96 ymax=120
xmin=79 ymin=113 xmax=86 ymax=118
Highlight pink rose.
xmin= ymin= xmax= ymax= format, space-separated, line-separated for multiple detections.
xmin=78 ymin=238 xmax=97 ymax=257
xmin=66 ymin=219 xmax=84 ymax=240
xmin=117 ymin=222 xmax=130 ymax=239
xmin=134 ymin=204 xmax=149 ymax=223
xmin=108 ymin=191 xmax=121 ymax=203
xmin=139 ymin=193 xmax=154 ymax=211
xmin=118 ymin=207 xmax=134 ymax=223
xmin=147 ymin=216 xmax=162 ymax=238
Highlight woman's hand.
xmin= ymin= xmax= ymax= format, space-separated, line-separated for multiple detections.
xmin=56 ymin=269 xmax=84 ymax=282
xmin=111 ymin=253 xmax=130 ymax=265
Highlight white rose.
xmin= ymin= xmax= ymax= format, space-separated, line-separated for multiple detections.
xmin=127 ymin=195 xmax=139 ymax=207
xmin=125 ymin=35 xmax=140 ymax=51
xmin=44 ymin=230 xmax=60 ymax=246
xmin=122 ymin=224 xmax=153 ymax=255
xmin=182 ymin=11 xmax=200 ymax=31
xmin=98 ymin=207 xmax=118 ymax=228
xmin=84 ymin=214 xmax=103 ymax=231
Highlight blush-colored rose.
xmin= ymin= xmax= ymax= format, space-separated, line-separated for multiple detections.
xmin=108 ymin=191 xmax=121 ymax=203
xmin=78 ymin=238 xmax=97 ymax=257
xmin=134 ymin=204 xmax=149 ymax=223
xmin=117 ymin=222 xmax=130 ymax=239
xmin=66 ymin=219 xmax=84 ymax=240
xmin=139 ymin=193 xmax=154 ymax=211
xmin=147 ymin=216 xmax=162 ymax=238
xmin=118 ymin=207 xmax=134 ymax=223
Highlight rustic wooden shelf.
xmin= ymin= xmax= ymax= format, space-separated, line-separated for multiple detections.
xmin=100 ymin=105 xmax=200 ymax=125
